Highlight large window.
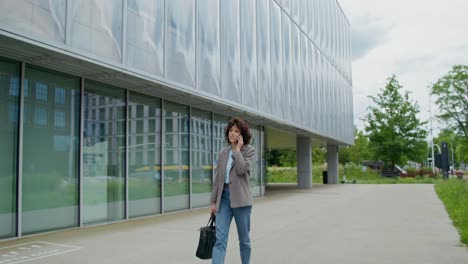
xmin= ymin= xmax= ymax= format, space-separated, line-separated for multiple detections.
xmin=22 ymin=67 xmax=80 ymax=234
xmin=0 ymin=59 xmax=19 ymax=239
xmin=249 ymin=126 xmax=261 ymax=197
xmin=83 ymin=82 xmax=125 ymax=224
xmin=128 ymin=92 xmax=161 ymax=217
xmin=164 ymin=102 xmax=189 ymax=212
xmin=213 ymin=114 xmax=229 ymax=170
xmin=191 ymin=108 xmax=212 ymax=208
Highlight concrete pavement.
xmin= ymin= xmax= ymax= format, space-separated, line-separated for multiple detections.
xmin=0 ymin=184 xmax=467 ymax=263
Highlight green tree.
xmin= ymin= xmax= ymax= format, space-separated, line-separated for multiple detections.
xmin=364 ymin=75 xmax=428 ymax=168
xmin=312 ymin=147 xmax=326 ymax=164
xmin=338 ymin=146 xmax=351 ymax=164
xmin=339 ymin=128 xmax=371 ymax=165
xmin=266 ymin=149 xmax=281 ymax=166
xmin=349 ymin=128 xmax=371 ymax=164
xmin=431 ymin=65 xmax=468 ymax=141
xmin=279 ymin=148 xmax=297 ymax=167
xmin=266 ymin=148 xmax=296 ymax=167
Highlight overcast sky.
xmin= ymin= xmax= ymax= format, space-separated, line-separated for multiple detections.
xmin=338 ymin=0 xmax=468 ymax=136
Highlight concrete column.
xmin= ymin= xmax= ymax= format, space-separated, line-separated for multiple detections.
xmin=296 ymin=136 xmax=312 ymax=189
xmin=327 ymin=144 xmax=339 ymax=184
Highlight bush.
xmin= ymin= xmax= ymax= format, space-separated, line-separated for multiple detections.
xmin=267 ymin=167 xmax=297 ymax=183
xmin=267 ymin=165 xmax=443 ymax=185
xmin=404 ymin=167 xmax=419 ymax=177
xmin=420 ymin=167 xmax=435 ymax=177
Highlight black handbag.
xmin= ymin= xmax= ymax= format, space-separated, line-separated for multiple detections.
xmin=196 ymin=214 xmax=216 ymax=259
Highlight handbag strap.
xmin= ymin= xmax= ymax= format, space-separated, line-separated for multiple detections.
xmin=208 ymin=214 xmax=216 ymax=227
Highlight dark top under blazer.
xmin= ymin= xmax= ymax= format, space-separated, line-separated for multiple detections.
xmin=210 ymin=144 xmax=256 ymax=211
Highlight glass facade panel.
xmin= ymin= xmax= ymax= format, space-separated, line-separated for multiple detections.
xmin=128 ymin=92 xmax=161 ymax=217
xmin=309 ymin=0 xmax=316 ymax=41
xmin=316 ymin=0 xmax=323 ymax=51
xmin=126 ymin=0 xmax=164 ymax=76
xmin=300 ymin=33 xmax=308 ymax=127
xmin=196 ymin=0 xmax=221 ymax=96
xmin=164 ymin=101 xmax=189 ymax=212
xmin=213 ymin=114 xmax=229 ymax=170
xmin=221 ymin=0 xmax=241 ymax=103
xmin=22 ymin=67 xmax=79 ymax=234
xmin=317 ymin=51 xmax=323 ymax=132
xmin=270 ymin=2 xmax=283 ymax=118
xmin=83 ymin=82 xmax=125 ymax=224
xmin=0 ymin=60 xmax=19 ymax=239
xmin=299 ymin=0 xmax=307 ymax=31
xmin=256 ymin=0 xmax=271 ymax=114
xmin=281 ymin=0 xmax=291 ymax=15
xmin=281 ymin=12 xmax=292 ymax=121
xmin=308 ymin=41 xmax=315 ymax=128
xmin=165 ymin=0 xmax=195 ymax=88
xmin=191 ymin=108 xmax=212 ymax=208
xmin=290 ymin=0 xmax=299 ymax=24
xmin=240 ymin=0 xmax=258 ymax=109
xmin=291 ymin=24 xmax=300 ymax=124
xmin=70 ymin=0 xmax=123 ymax=62
xmin=0 ymin=0 xmax=66 ymax=43
xmin=249 ymin=126 xmax=261 ymax=197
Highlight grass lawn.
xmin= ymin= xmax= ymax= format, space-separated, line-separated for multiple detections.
xmin=267 ymin=165 xmax=443 ymax=184
xmin=435 ymin=179 xmax=468 ymax=246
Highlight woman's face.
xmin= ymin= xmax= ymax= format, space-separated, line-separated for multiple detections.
xmin=228 ymin=125 xmax=241 ymax=145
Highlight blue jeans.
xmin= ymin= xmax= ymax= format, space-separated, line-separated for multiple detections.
xmin=212 ymin=188 xmax=252 ymax=264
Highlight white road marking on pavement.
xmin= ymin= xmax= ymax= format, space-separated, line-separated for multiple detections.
xmin=0 ymin=241 xmax=81 ymax=264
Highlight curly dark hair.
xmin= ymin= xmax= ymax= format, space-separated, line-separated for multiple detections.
xmin=224 ymin=117 xmax=252 ymax=145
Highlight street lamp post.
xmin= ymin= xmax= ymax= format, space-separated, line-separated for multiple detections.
xmin=429 ymin=87 xmax=435 ymax=175
xmin=451 ymin=140 xmax=455 ymax=170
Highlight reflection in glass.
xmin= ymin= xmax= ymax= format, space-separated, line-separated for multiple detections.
xmin=213 ymin=114 xmax=229 ymax=167
xmin=249 ymin=126 xmax=261 ymax=197
xmin=22 ymin=67 xmax=80 ymax=234
xmin=83 ymin=82 xmax=125 ymax=224
xmin=191 ymin=109 xmax=212 ymax=208
xmin=164 ymin=102 xmax=189 ymax=212
xmin=0 ymin=59 xmax=19 ymax=239
xmin=128 ymin=92 xmax=161 ymax=217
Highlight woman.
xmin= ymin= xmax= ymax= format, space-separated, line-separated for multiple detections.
xmin=210 ymin=117 xmax=255 ymax=264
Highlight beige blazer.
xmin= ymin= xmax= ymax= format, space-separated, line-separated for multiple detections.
xmin=210 ymin=144 xmax=256 ymax=211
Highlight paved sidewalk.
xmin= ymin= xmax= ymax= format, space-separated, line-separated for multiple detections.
xmin=0 ymin=184 xmax=467 ymax=264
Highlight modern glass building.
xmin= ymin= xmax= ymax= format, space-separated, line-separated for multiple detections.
xmin=0 ymin=0 xmax=352 ymax=240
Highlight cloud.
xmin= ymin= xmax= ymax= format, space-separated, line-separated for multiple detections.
xmin=338 ymin=0 xmax=468 ymax=136
xmin=350 ymin=14 xmax=393 ymax=60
